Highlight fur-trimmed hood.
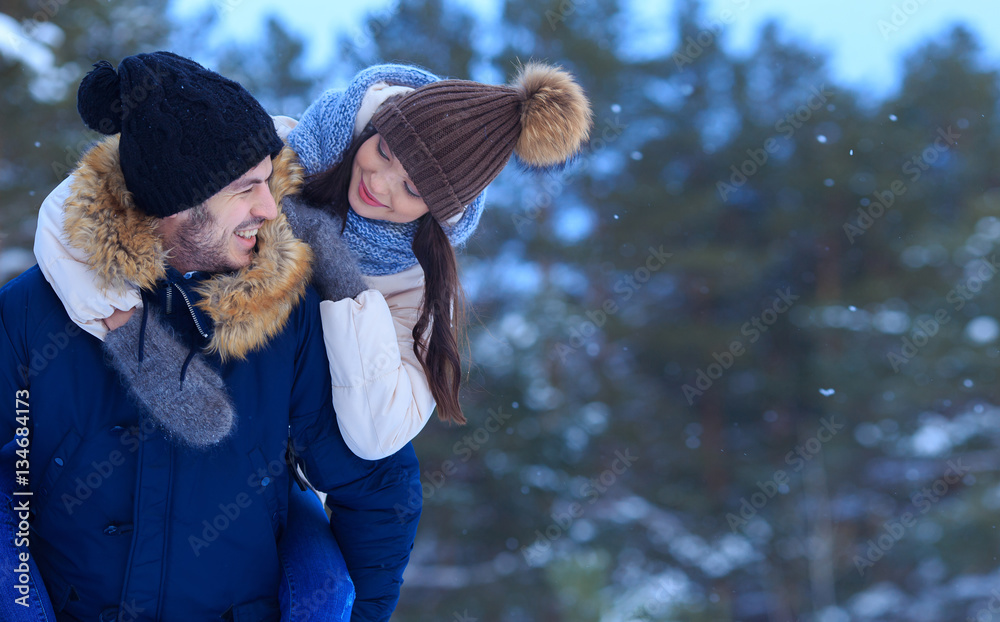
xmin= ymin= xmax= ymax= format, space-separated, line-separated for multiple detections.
xmin=63 ymin=135 xmax=313 ymax=361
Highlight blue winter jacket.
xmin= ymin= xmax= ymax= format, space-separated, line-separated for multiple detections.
xmin=0 ymin=138 xmax=420 ymax=621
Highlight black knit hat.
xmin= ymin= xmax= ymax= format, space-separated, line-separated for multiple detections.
xmin=76 ymin=51 xmax=283 ymax=218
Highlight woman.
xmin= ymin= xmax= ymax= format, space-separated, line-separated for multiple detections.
xmin=280 ymin=60 xmax=592 ymax=459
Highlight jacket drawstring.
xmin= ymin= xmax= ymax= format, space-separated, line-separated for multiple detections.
xmin=137 ymin=290 xmax=150 ymax=366
xmin=180 ymin=346 xmax=197 ymax=387
xmin=140 ymin=284 xmax=200 ymax=387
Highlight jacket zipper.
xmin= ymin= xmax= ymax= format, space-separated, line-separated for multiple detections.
xmin=166 ymin=284 xmax=173 ymax=314
xmin=172 ymin=283 xmax=208 ymax=338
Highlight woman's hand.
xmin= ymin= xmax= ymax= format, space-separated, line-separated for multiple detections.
xmin=103 ymin=307 xmax=136 ymax=331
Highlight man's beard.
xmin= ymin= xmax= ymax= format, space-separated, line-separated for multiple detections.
xmin=169 ymin=205 xmax=253 ymax=274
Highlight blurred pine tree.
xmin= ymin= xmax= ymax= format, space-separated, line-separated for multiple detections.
xmin=0 ymin=0 xmax=171 ymax=280
xmin=4 ymin=0 xmax=1000 ymax=619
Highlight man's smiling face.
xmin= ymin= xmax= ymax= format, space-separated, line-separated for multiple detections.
xmin=160 ymin=157 xmax=276 ymax=273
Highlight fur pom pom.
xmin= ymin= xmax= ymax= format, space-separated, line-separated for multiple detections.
xmin=77 ymin=60 xmax=123 ymax=135
xmin=512 ymin=62 xmax=593 ymax=167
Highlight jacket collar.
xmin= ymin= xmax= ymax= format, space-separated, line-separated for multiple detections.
xmin=63 ymin=135 xmax=314 ymax=361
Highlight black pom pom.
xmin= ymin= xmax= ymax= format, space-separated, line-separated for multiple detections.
xmin=77 ymin=60 xmax=123 ymax=135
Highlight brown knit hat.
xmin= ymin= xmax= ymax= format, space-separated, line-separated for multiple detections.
xmin=371 ymin=62 xmax=593 ymax=222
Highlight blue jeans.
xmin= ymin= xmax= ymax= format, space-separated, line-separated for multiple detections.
xmin=0 ymin=440 xmax=353 ymax=622
xmin=280 ymin=483 xmax=355 ymax=621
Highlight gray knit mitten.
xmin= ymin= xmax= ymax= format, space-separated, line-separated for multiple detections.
xmin=103 ymin=307 xmax=236 ymax=449
xmin=283 ymin=198 xmax=369 ymax=301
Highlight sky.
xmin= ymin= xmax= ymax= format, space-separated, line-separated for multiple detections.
xmin=170 ymin=0 xmax=1000 ymax=100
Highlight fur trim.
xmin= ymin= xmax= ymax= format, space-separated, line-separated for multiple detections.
xmin=64 ymin=136 xmax=168 ymax=293
xmin=65 ymin=137 xmax=313 ymax=361
xmin=513 ymin=62 xmax=593 ymax=167
xmin=197 ymin=145 xmax=314 ymax=361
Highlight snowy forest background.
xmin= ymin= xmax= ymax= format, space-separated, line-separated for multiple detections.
xmin=3 ymin=0 xmax=1000 ymax=620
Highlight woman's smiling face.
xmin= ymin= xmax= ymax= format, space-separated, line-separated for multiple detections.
xmin=348 ymin=134 xmax=430 ymax=223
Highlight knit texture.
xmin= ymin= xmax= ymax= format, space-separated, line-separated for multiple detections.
xmin=283 ymin=197 xmax=369 ymax=301
xmin=289 ymin=64 xmax=439 ymax=177
xmin=288 ymin=64 xmax=486 ymax=276
xmin=373 ymin=81 xmax=517 ymax=221
xmin=371 ymin=62 xmax=593 ymax=222
xmin=103 ymin=307 xmax=236 ymax=449
xmin=77 ymin=52 xmax=283 ymax=217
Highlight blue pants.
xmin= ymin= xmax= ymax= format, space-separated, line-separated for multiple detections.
xmin=0 ymin=441 xmax=354 ymax=621
xmin=280 ymin=483 xmax=355 ymax=621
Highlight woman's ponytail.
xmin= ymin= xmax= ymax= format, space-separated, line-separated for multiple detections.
xmin=411 ymin=215 xmax=466 ymax=425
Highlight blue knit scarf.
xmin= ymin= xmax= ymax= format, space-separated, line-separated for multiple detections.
xmin=288 ymin=64 xmax=485 ymax=276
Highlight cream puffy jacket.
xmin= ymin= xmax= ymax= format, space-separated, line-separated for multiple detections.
xmin=319 ymin=266 xmax=434 ymax=459
xmin=33 ymin=113 xmax=437 ymax=461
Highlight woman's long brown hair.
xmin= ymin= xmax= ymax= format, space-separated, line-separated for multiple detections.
xmin=302 ymin=123 xmax=467 ymax=425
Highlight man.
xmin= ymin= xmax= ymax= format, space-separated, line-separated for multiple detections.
xmin=0 ymin=52 xmax=419 ymax=621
